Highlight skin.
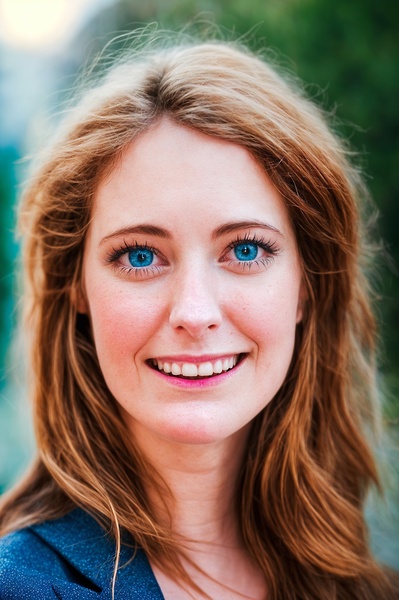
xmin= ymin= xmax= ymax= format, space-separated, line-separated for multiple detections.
xmin=80 ymin=118 xmax=305 ymax=598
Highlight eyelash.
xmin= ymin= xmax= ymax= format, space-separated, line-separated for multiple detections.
xmin=105 ymin=234 xmax=280 ymax=278
xmin=105 ymin=240 xmax=163 ymax=278
xmin=224 ymin=233 xmax=280 ymax=271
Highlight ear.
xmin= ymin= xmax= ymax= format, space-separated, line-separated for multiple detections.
xmin=296 ymin=278 xmax=308 ymax=324
xmin=70 ymin=283 xmax=88 ymax=314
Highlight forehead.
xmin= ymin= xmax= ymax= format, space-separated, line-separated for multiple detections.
xmin=90 ymin=118 xmax=295 ymax=241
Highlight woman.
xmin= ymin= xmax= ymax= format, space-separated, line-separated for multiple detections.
xmin=0 ymin=38 xmax=396 ymax=599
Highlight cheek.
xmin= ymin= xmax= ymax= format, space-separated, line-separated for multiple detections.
xmin=85 ymin=280 xmax=163 ymax=367
xmin=230 ymin=278 xmax=301 ymax=409
xmin=228 ymin=275 xmax=301 ymax=345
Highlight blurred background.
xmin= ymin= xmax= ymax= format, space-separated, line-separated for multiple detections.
xmin=0 ymin=0 xmax=398 ymax=567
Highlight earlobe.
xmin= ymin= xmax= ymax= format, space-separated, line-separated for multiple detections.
xmin=296 ymin=279 xmax=308 ymax=324
xmin=296 ymin=303 xmax=303 ymax=324
xmin=71 ymin=284 xmax=88 ymax=314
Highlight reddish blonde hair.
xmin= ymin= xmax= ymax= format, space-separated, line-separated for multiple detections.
xmin=1 ymin=39 xmax=396 ymax=598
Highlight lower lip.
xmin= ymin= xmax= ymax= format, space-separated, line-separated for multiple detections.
xmin=148 ymin=357 xmax=246 ymax=389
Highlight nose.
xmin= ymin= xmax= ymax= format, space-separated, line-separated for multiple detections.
xmin=169 ymin=267 xmax=222 ymax=339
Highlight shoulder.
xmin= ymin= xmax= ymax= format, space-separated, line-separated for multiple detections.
xmin=0 ymin=526 xmax=68 ymax=574
xmin=0 ymin=510 xmax=105 ymax=599
xmin=0 ymin=509 xmax=164 ymax=599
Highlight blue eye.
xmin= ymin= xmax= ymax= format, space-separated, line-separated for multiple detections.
xmin=234 ymin=242 xmax=259 ymax=261
xmin=128 ymin=247 xmax=154 ymax=268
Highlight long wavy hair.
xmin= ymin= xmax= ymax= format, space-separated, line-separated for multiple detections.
xmin=1 ymin=38 xmax=396 ymax=598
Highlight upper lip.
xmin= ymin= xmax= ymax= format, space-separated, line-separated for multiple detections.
xmin=148 ymin=353 xmax=245 ymax=363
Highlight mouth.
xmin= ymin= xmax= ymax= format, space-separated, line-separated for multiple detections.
xmin=147 ymin=353 xmax=246 ymax=380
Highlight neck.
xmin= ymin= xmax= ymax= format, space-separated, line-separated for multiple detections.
xmin=132 ymin=425 xmax=250 ymax=547
xmin=132 ymin=424 xmax=268 ymax=599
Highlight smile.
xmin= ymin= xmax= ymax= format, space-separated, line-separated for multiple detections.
xmin=148 ymin=354 xmax=245 ymax=379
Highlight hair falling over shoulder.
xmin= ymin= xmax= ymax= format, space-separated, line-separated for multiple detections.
xmin=1 ymin=32 xmax=397 ymax=599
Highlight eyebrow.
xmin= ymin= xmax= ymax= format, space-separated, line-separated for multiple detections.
xmin=99 ymin=220 xmax=283 ymax=246
xmin=211 ymin=220 xmax=284 ymax=240
xmin=100 ymin=224 xmax=172 ymax=245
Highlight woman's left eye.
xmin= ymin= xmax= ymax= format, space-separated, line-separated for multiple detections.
xmin=222 ymin=236 xmax=280 ymax=272
xmin=232 ymin=242 xmax=259 ymax=262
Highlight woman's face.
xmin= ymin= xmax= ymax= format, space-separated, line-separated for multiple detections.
xmin=81 ymin=119 xmax=304 ymax=447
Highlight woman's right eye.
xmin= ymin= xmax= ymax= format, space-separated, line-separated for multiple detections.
xmin=127 ymin=247 xmax=155 ymax=268
xmin=105 ymin=242 xmax=166 ymax=279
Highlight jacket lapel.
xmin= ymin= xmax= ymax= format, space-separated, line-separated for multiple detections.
xmin=31 ymin=508 xmax=164 ymax=599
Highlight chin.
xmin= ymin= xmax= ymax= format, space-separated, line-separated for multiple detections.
xmin=153 ymin=413 xmax=251 ymax=447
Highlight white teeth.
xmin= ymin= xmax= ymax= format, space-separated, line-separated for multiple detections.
xmin=171 ymin=363 xmax=182 ymax=376
xmin=182 ymin=363 xmax=198 ymax=377
xmin=153 ymin=356 xmax=241 ymax=378
xmin=198 ymin=362 xmax=213 ymax=377
xmin=213 ymin=360 xmax=223 ymax=374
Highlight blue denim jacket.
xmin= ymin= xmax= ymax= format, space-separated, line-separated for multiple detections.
xmin=0 ymin=508 xmax=164 ymax=599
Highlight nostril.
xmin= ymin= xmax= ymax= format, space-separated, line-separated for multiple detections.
xmin=169 ymin=303 xmax=222 ymax=337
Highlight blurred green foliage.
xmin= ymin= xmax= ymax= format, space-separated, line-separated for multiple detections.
xmin=0 ymin=149 xmax=17 ymax=383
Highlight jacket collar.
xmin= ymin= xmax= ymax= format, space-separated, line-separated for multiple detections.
xmin=31 ymin=508 xmax=164 ymax=599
